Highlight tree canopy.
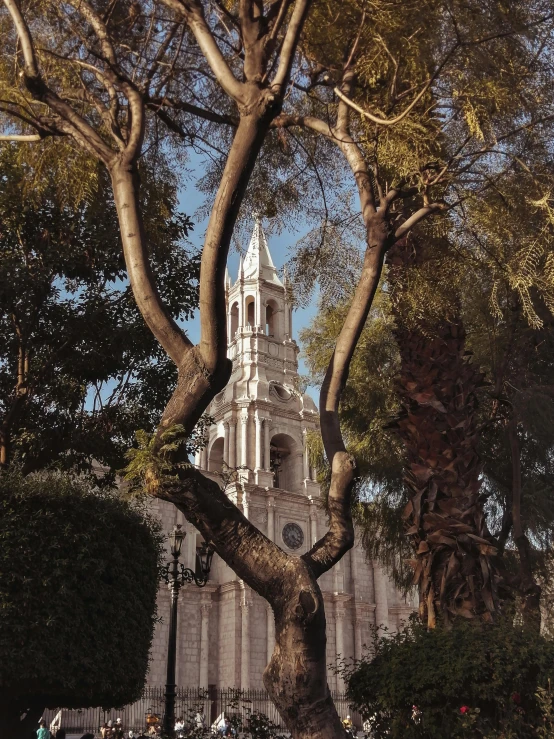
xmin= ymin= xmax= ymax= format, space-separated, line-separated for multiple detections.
xmin=0 ymin=144 xmax=200 ymax=481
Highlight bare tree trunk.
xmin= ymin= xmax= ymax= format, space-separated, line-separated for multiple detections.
xmin=158 ymin=467 xmax=346 ymax=739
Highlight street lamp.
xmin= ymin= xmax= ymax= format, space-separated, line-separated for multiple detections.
xmin=159 ymin=525 xmax=214 ymax=738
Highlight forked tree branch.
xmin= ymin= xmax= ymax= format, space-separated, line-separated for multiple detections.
xmin=158 ymin=0 xmax=245 ymax=102
xmin=271 ymin=0 xmax=312 ymax=94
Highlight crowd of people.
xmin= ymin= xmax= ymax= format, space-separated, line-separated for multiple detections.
xmin=37 ymin=711 xmax=366 ymax=738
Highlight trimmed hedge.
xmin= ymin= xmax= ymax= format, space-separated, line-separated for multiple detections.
xmin=345 ymin=616 xmax=554 ymax=738
xmin=0 ymin=471 xmax=162 ymax=708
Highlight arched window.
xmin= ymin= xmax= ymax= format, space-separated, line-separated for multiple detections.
xmin=208 ymin=437 xmax=224 ymax=472
xmin=245 ymin=296 xmax=255 ymax=327
xmin=270 ymin=433 xmax=299 ymax=491
xmin=230 ymin=301 xmax=239 ymax=338
xmin=266 ymin=302 xmax=275 ymax=337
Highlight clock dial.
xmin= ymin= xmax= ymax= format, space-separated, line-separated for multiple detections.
xmin=282 ymin=522 xmax=304 ymax=550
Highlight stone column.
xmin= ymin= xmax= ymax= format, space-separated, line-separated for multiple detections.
xmin=354 ymin=615 xmax=363 ymax=661
xmin=240 ymin=411 xmax=248 ymax=468
xmin=223 ymin=422 xmax=229 ymax=467
xmin=302 ymin=428 xmax=310 ymax=479
xmin=267 ymin=496 xmax=275 ymax=542
xmin=263 ymin=418 xmax=271 ymax=471
xmin=266 ymin=604 xmax=275 ymax=665
xmin=199 ymin=602 xmax=211 ymax=688
xmin=255 ymin=414 xmax=263 ymax=470
xmin=240 ymin=594 xmax=251 ymax=689
xmin=373 ymin=563 xmax=389 ymax=632
xmin=309 ymin=499 xmax=318 ymax=545
xmin=194 ymin=449 xmax=201 ymax=468
xmin=350 ymin=545 xmax=358 ymax=597
xmin=228 ymin=420 xmax=236 ymax=469
xmin=242 ymin=489 xmax=250 ymax=520
xmin=333 ymin=560 xmax=343 ymax=594
xmin=201 ymin=444 xmax=208 ymax=471
xmin=335 ymin=605 xmax=345 ymax=692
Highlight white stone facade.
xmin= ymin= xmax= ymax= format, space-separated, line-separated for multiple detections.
xmin=146 ymin=219 xmax=416 ymax=690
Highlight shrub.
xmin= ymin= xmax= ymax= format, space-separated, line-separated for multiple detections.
xmin=344 ymin=615 xmax=554 ymax=738
xmin=0 ymin=470 xmax=163 ymax=736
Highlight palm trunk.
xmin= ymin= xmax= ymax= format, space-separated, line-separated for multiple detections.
xmin=387 ymin=239 xmax=499 ymax=626
xmin=508 ymin=418 xmax=542 ymax=629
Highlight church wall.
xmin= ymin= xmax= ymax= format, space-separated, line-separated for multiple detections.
xmin=325 ymin=614 xmax=337 ymax=691
xmin=177 ymin=597 xmax=201 ymax=686
xmin=250 ymin=595 xmax=269 ymax=685
xmin=208 ymin=603 xmax=219 ymax=686
xmin=218 ymin=586 xmax=241 ymax=687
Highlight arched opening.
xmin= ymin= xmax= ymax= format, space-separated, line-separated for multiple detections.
xmin=230 ymin=301 xmax=239 ymax=338
xmin=245 ymin=296 xmax=255 ymax=327
xmin=208 ymin=437 xmax=224 ymax=472
xmin=270 ymin=433 xmax=298 ymax=491
xmin=266 ymin=300 xmax=278 ymax=338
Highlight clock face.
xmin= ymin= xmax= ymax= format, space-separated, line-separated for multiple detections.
xmin=282 ymin=522 xmax=304 ymax=550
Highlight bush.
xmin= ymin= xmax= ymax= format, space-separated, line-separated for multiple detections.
xmin=344 ymin=615 xmax=554 ymax=738
xmin=0 ymin=471 xmax=162 ymax=718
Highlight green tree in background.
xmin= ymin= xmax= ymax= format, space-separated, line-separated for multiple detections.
xmin=0 ymin=145 xmax=200 ymax=481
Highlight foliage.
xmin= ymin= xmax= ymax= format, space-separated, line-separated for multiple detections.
xmin=300 ymin=285 xmax=411 ymax=589
xmin=344 ymin=616 xmax=554 ymax=739
xmin=0 ymin=469 xmax=163 ymax=708
xmin=0 ymin=145 xmax=200 ymax=481
xmin=123 ymin=419 xmax=212 ymax=496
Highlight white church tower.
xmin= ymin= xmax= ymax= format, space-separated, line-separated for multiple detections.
xmin=146 ymin=218 xmax=416 ymax=696
xmin=194 ymin=214 xmax=320 ymax=496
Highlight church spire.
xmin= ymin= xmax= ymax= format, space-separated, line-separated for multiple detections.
xmin=242 ymin=214 xmax=282 ymax=286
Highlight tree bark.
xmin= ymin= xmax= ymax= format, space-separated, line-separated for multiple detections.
xmin=387 ymin=238 xmax=500 ymax=626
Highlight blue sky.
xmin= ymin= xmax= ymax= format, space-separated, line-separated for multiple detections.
xmin=177 ymin=151 xmax=321 ymax=400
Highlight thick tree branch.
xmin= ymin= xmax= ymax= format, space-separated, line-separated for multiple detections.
xmin=393 ymin=203 xmax=445 ymax=240
xmin=271 ymin=0 xmax=312 ymax=94
xmin=158 ymin=0 xmax=245 ymax=102
xmin=158 ymin=469 xmax=288 ymax=596
xmin=146 ymin=95 xmax=238 ymax=127
xmin=111 ymin=163 xmax=192 ymax=366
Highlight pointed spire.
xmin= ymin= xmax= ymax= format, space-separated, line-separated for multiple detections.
xmin=225 ymin=266 xmax=231 ymax=290
xmin=242 ymin=214 xmax=282 ymax=286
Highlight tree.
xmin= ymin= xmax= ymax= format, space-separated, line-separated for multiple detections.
xmin=1 ymin=1 xmax=554 ymax=736
xmin=0 ymin=144 xmax=200 ymax=480
xmin=0 ymin=470 xmax=162 ymax=739
xmin=302 ymin=226 xmax=554 ymax=628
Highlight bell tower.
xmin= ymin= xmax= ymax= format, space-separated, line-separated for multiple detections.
xmin=195 ymin=216 xmax=320 ymax=496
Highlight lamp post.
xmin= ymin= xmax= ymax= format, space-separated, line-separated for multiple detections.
xmin=159 ymin=525 xmax=214 ymax=738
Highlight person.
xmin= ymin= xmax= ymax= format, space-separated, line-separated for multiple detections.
xmin=174 ymin=717 xmax=185 ymax=738
xmin=37 ymin=719 xmax=51 ymax=739
xmin=195 ymin=711 xmax=206 ymax=730
xmin=216 ymin=714 xmax=228 ymax=736
xmin=114 ymin=718 xmax=125 ymax=739
xmin=342 ymin=715 xmax=354 ymax=738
